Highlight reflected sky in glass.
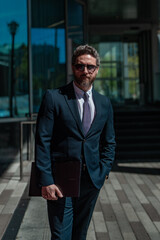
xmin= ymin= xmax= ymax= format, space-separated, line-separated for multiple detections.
xmin=0 ymin=0 xmax=27 ymax=45
xmin=31 ymin=28 xmax=65 ymax=63
xmin=0 ymin=0 xmax=65 ymax=62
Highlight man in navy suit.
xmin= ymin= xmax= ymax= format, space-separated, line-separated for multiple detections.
xmin=35 ymin=45 xmax=116 ymax=240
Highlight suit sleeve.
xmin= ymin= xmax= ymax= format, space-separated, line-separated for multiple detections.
xmin=35 ymin=90 xmax=55 ymax=186
xmin=99 ymin=99 xmax=116 ymax=176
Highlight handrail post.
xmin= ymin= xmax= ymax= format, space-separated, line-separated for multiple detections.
xmin=20 ymin=122 xmax=23 ymax=180
xmin=19 ymin=118 xmax=37 ymax=180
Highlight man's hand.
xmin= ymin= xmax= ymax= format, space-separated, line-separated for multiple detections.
xmin=41 ymin=184 xmax=63 ymax=200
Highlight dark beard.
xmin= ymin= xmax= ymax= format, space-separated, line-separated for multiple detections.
xmin=74 ymin=75 xmax=95 ymax=89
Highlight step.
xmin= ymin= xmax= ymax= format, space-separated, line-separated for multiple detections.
xmin=114 ymin=110 xmax=160 ymax=116
xmin=115 ymin=128 xmax=160 ymax=136
xmin=114 ymin=114 xmax=160 ymax=122
xmin=116 ymin=151 xmax=160 ymax=160
xmin=116 ymin=135 xmax=160 ymax=143
xmin=115 ymin=121 xmax=160 ymax=128
xmin=116 ymin=143 xmax=160 ymax=151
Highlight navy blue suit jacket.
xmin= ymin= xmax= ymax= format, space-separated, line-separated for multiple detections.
xmin=35 ymin=81 xmax=116 ymax=189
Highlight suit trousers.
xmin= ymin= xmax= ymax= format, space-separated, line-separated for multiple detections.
xmin=47 ymin=168 xmax=100 ymax=240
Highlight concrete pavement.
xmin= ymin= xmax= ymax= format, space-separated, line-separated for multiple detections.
xmin=1 ymin=160 xmax=160 ymax=240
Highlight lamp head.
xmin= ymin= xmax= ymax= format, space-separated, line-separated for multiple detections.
xmin=8 ymin=21 xmax=19 ymax=35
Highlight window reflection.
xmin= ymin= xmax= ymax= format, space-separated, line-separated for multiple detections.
xmin=31 ymin=0 xmax=66 ymax=112
xmin=0 ymin=0 xmax=29 ymax=118
xmin=68 ymin=0 xmax=84 ymax=45
xmin=92 ymin=40 xmax=140 ymax=104
xmin=67 ymin=0 xmax=85 ymax=82
xmin=89 ymin=0 xmax=139 ymax=22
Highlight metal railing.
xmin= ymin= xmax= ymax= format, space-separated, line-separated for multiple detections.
xmin=20 ymin=113 xmax=37 ymax=180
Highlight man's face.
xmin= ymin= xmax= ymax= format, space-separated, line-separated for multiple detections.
xmin=72 ymin=54 xmax=99 ymax=91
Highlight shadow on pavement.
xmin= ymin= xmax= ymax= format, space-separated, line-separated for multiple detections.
xmin=112 ymin=160 xmax=160 ymax=175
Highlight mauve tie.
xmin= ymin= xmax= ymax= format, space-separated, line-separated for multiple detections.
xmin=82 ymin=92 xmax=91 ymax=135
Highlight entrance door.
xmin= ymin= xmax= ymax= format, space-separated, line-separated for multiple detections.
xmin=92 ymin=38 xmax=140 ymax=104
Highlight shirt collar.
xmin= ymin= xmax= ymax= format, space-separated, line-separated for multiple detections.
xmin=73 ymin=81 xmax=92 ymax=99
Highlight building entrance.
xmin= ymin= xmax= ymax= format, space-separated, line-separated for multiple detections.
xmin=92 ymin=38 xmax=140 ymax=105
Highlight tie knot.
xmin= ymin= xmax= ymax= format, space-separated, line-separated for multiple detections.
xmin=83 ymin=92 xmax=89 ymax=102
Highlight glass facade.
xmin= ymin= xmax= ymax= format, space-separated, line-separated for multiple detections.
xmin=31 ymin=0 xmax=85 ymax=111
xmin=0 ymin=0 xmax=86 ymax=118
xmin=156 ymin=0 xmax=160 ymax=102
xmin=0 ymin=0 xmax=29 ymax=118
xmin=31 ymin=0 xmax=66 ymax=112
xmin=88 ymin=0 xmax=152 ymax=23
xmin=68 ymin=0 xmax=84 ymax=47
xmin=90 ymin=0 xmax=137 ymax=20
xmin=0 ymin=0 xmax=86 ymax=156
xmin=91 ymin=37 xmax=139 ymax=104
xmin=67 ymin=0 xmax=85 ymax=82
xmin=0 ymin=0 xmax=159 ymax=158
xmin=88 ymin=0 xmax=158 ymax=105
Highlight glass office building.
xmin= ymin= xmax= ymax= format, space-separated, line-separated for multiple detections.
xmin=0 ymin=0 xmax=87 ymax=155
xmin=0 ymin=0 xmax=86 ymax=118
xmin=88 ymin=0 xmax=160 ymax=105
xmin=0 ymin=0 xmax=160 ymax=156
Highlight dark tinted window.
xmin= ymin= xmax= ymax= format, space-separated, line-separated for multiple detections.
xmin=31 ymin=0 xmax=66 ymax=112
xmin=0 ymin=0 xmax=29 ymax=118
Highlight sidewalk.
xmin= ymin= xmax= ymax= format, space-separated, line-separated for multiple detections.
xmin=0 ymin=158 xmax=30 ymax=240
xmin=1 ymin=160 xmax=160 ymax=240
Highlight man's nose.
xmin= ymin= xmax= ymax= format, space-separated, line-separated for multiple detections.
xmin=83 ymin=66 xmax=89 ymax=73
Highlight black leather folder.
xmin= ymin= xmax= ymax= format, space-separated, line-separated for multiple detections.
xmin=52 ymin=160 xmax=81 ymax=197
xmin=29 ymin=161 xmax=81 ymax=197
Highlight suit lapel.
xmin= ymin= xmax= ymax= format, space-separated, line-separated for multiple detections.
xmin=63 ymin=82 xmax=84 ymax=135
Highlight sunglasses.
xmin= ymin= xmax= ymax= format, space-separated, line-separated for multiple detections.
xmin=74 ymin=64 xmax=98 ymax=73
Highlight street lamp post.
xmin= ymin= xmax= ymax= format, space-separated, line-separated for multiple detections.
xmin=8 ymin=21 xmax=19 ymax=117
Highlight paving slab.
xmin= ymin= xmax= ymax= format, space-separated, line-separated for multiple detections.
xmin=1 ymin=161 xmax=160 ymax=240
xmin=106 ymin=221 xmax=123 ymax=240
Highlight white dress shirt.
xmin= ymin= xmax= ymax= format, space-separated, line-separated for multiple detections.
xmin=73 ymin=81 xmax=96 ymax=123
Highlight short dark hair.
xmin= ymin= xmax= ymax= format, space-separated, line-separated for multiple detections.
xmin=72 ymin=45 xmax=100 ymax=66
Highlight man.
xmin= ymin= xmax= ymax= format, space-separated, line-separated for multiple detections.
xmin=35 ymin=45 xmax=116 ymax=240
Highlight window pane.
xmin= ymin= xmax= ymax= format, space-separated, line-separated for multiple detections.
xmin=31 ymin=0 xmax=66 ymax=113
xmin=88 ymin=0 xmax=152 ymax=23
xmin=68 ymin=0 xmax=84 ymax=46
xmin=0 ymin=0 xmax=29 ymax=117
xmin=91 ymin=40 xmax=140 ymax=104
xmin=67 ymin=0 xmax=85 ymax=82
